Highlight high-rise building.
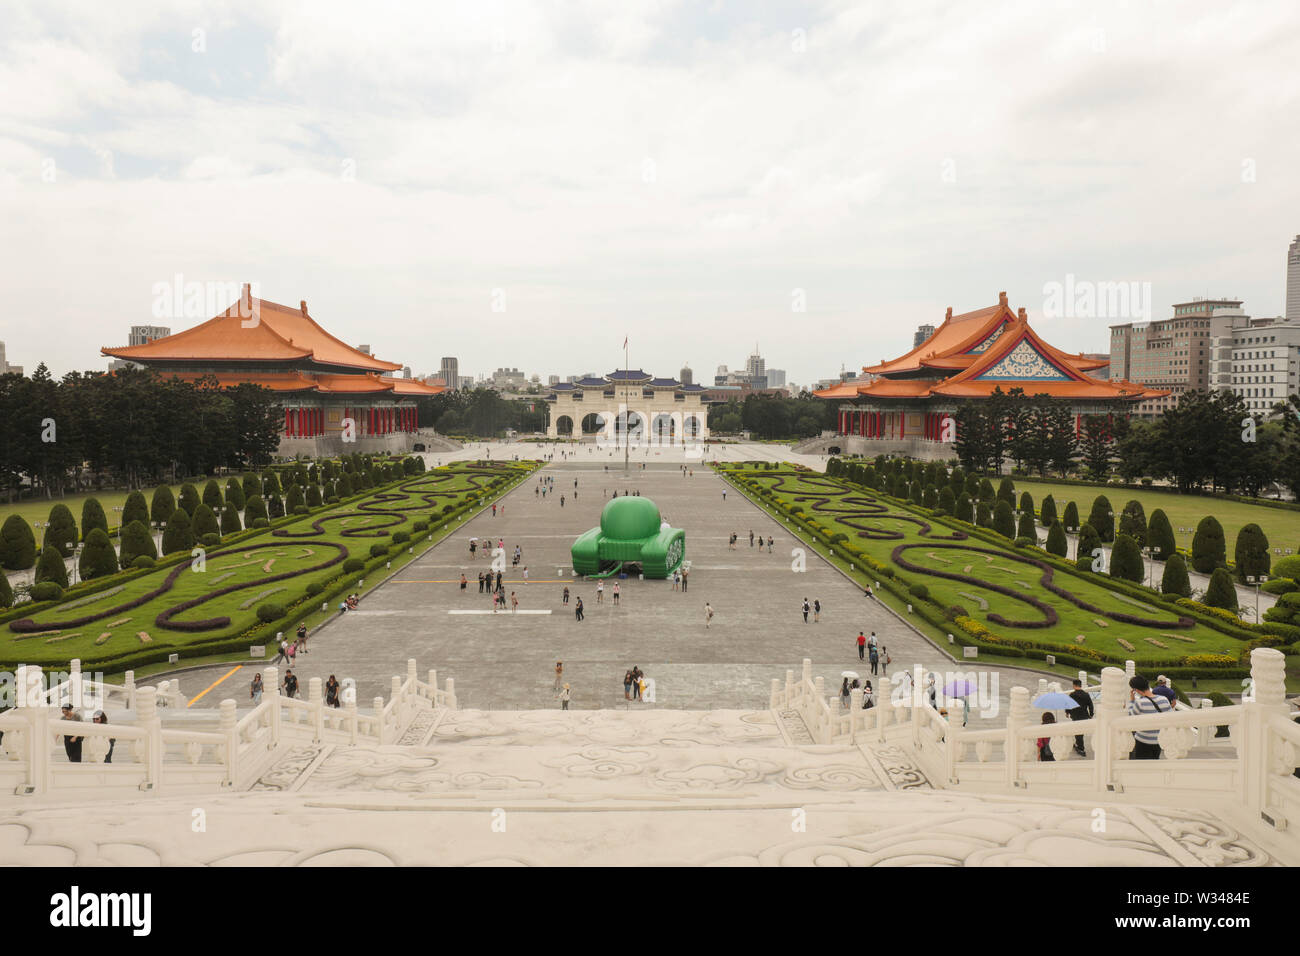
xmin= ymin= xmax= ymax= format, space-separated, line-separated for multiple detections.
xmin=0 ymin=341 xmax=22 ymax=376
xmin=440 ymin=357 xmax=460 ymax=391
xmin=745 ymin=347 xmax=766 ymax=388
xmin=548 ymin=375 xmax=561 ymax=386
xmin=1208 ymin=312 xmax=1300 ymax=415
xmin=679 ymin=364 xmax=693 ymax=385
xmin=767 ymin=368 xmax=786 ymax=388
xmin=913 ymin=324 xmax=936 ymax=348
xmin=1110 ymin=297 xmax=1242 ymax=418
xmin=1287 ymin=235 xmax=1300 ymax=323
xmin=129 ymin=325 xmax=171 ymax=346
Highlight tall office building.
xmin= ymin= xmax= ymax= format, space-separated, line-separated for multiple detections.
xmin=0 ymin=341 xmax=22 ymax=376
xmin=440 ymin=357 xmax=459 ymax=391
xmin=679 ymin=364 xmax=693 ymax=385
xmin=767 ymin=368 xmax=787 ymax=388
xmin=913 ymin=324 xmax=936 ymax=348
xmin=1287 ymin=235 xmax=1300 ymax=323
xmin=129 ymin=325 xmax=171 ymax=346
xmin=745 ymin=347 xmax=766 ymax=386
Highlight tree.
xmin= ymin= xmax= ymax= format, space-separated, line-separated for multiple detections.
xmin=955 ymin=493 xmax=973 ymax=523
xmin=122 ymin=491 xmax=150 ymax=528
xmin=993 ymin=500 xmax=1016 ymax=539
xmin=244 ymin=495 xmax=268 ymax=526
xmin=162 ymin=509 xmax=194 ymax=555
xmin=1234 ymin=523 xmax=1270 ymax=583
xmin=224 ymin=478 xmax=246 ymax=511
xmin=35 ymin=543 xmax=69 ymax=588
xmin=1045 ymin=520 xmax=1068 ymax=557
xmin=1191 ymin=515 xmax=1226 ymax=573
xmin=80 ymin=497 xmax=108 ymax=541
xmin=119 ymin=519 xmax=158 ymax=565
xmin=1079 ymin=415 xmax=1116 ymax=478
xmin=1147 ymin=509 xmax=1176 ymax=560
xmin=1018 ymin=491 xmax=1034 ymax=520
xmin=1118 ymin=500 xmax=1147 ymax=547
xmin=286 ymin=484 xmax=306 ymax=512
xmin=978 ymin=478 xmax=995 ymax=501
xmin=202 ymin=479 xmax=224 ymax=511
xmin=0 ymin=515 xmax=38 ymax=570
xmin=1161 ymin=553 xmax=1191 ymax=597
xmin=1088 ymin=495 xmax=1114 ymax=543
xmin=1204 ymin=567 xmax=1238 ymax=612
xmin=1040 ymin=494 xmax=1057 ymax=528
xmin=151 ymin=485 xmax=176 ymax=527
xmin=261 ymin=470 xmax=282 ymax=496
xmin=336 ymin=473 xmax=353 ymax=497
xmin=0 ymin=571 xmax=12 ymax=608
xmin=267 ymin=494 xmax=285 ymax=519
xmin=1061 ymin=500 xmax=1080 ymax=531
xmin=220 ymin=504 xmax=242 ymax=536
xmin=78 ymin=527 xmax=119 ymax=580
xmin=178 ymin=482 xmax=200 ymax=516
xmin=192 ymin=503 xmax=220 ymax=540
xmin=937 ymin=486 xmax=955 ymax=515
xmin=1017 ymin=510 xmax=1036 ymax=541
xmin=1076 ymin=524 xmax=1102 ymax=572
xmin=1110 ymin=533 xmax=1144 ymax=583
xmin=997 ymin=477 xmax=1016 ymax=505
xmin=44 ymin=503 xmax=78 ymax=557
xmin=922 ymin=485 xmax=938 ymax=509
xmin=241 ymin=473 xmax=262 ymax=502
xmin=306 ymin=484 xmax=323 ymax=508
xmin=976 ymin=501 xmax=992 ymax=528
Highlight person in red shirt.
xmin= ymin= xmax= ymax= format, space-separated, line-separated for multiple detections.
xmin=856 ymin=632 xmax=866 ymax=661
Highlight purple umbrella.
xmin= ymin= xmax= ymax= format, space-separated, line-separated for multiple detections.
xmin=944 ymin=679 xmax=977 ymax=697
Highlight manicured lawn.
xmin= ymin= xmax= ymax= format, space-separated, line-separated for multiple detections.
xmin=1 ymin=484 xmax=187 ymax=537
xmin=1011 ymin=477 xmax=1300 ymax=556
xmin=729 ymin=467 xmax=1243 ymax=664
xmin=2 ymin=461 xmax=532 ymax=668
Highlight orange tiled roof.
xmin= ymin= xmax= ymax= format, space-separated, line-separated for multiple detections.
xmin=155 ymin=369 xmax=445 ymax=397
xmin=863 ymin=296 xmax=1015 ymax=375
xmin=383 ymin=377 xmax=446 ymax=396
xmin=154 ymin=371 xmax=319 ymax=391
xmin=102 ymin=287 xmax=403 ymax=372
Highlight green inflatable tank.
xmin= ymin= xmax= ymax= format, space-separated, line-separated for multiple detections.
xmin=571 ymin=496 xmax=685 ymax=579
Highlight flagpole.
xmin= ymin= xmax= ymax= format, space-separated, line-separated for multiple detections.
xmin=624 ymin=337 xmax=630 ymax=475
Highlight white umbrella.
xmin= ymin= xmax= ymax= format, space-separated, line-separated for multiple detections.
xmin=841 ymin=670 xmax=860 ymax=679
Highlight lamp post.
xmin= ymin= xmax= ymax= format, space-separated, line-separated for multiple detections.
xmin=1145 ymin=546 xmax=1155 ymax=588
xmin=1247 ymin=574 xmax=1266 ymax=623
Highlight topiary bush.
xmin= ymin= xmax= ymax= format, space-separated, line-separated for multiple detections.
xmin=202 ymin=479 xmax=224 ymax=511
xmin=1147 ymin=509 xmax=1175 ymax=561
xmin=257 ymin=603 xmax=286 ymax=623
xmin=293 ymin=505 xmax=309 ymax=515
xmin=1109 ymin=533 xmax=1144 ymax=583
xmin=178 ymin=483 xmax=200 ymax=517
xmin=1119 ymin=500 xmax=1147 ymax=547
xmin=1161 ymin=552 xmax=1191 ymax=598
xmin=267 ymin=495 xmax=285 ymax=519
xmin=370 ymin=543 xmax=389 ymax=558
xmin=1076 ymin=523 xmax=1102 ymax=572
xmin=200 ymin=532 xmax=220 ymax=547
xmin=412 ymin=520 xmax=429 ymax=532
xmin=192 ymin=503 xmax=220 ymax=540
xmin=976 ymin=501 xmax=992 ymax=528
xmin=220 ymin=505 xmax=242 ymax=536
xmin=997 ymin=477 xmax=1015 ymax=505
xmin=0 ymin=572 xmax=12 ymax=608
xmin=1045 ymin=520 xmax=1068 ymax=557
xmin=993 ymin=501 xmax=1016 ymax=539
xmin=80 ymin=497 xmax=108 ymax=542
xmin=1039 ymin=494 xmax=1056 ymax=528
xmin=286 ymin=484 xmax=306 ymax=512
xmin=31 ymin=581 xmax=63 ymax=602
xmin=306 ymin=484 xmax=323 ymax=508
xmin=242 ymin=473 xmax=262 ymax=502
xmin=151 ymin=485 xmax=176 ymax=527
xmin=1088 ymin=495 xmax=1114 ymax=543
xmin=131 ymin=554 xmax=156 ymax=570
xmin=162 ymin=509 xmax=194 ymax=555
xmin=1204 ymin=567 xmax=1238 ymax=612
xmin=908 ymin=582 xmax=929 ymax=601
xmin=1191 ymin=515 xmax=1226 ymax=573
xmin=35 ymin=544 xmax=69 ymax=588
xmin=223 ymin=478 xmax=246 ymax=512
xmin=78 ymin=527 xmax=119 ymax=580
xmin=122 ymin=490 xmax=150 ymax=528
xmin=1061 ymin=500 xmax=1080 ymax=531
xmin=1233 ymin=523 xmax=1270 ymax=584
xmin=43 ymin=503 xmax=79 ymax=557
xmin=1016 ymin=510 xmax=1036 ymax=541
xmin=306 ymin=581 xmax=325 ymax=597
xmin=343 ymin=557 xmax=365 ymax=573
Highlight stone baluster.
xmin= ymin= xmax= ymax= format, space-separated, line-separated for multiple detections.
xmin=135 ymin=687 xmax=161 ymax=790
xmin=814 ymin=675 xmax=825 ymax=701
xmin=69 ymin=658 xmax=82 ymax=710
xmin=263 ymin=666 xmax=280 ymax=748
xmin=348 ymin=698 xmax=359 ymax=745
xmin=1247 ymin=647 xmax=1289 ymax=821
xmin=849 ymin=688 xmax=863 ymax=741
xmin=1197 ymin=698 xmax=1215 ymax=748
xmin=123 ymin=670 xmax=136 ymax=709
xmin=1036 ymin=678 xmax=1048 ymax=697
xmin=407 ymin=659 xmax=418 ymax=692
xmin=308 ymin=678 xmax=323 ymax=742
xmin=876 ymin=674 xmax=893 ymax=739
xmin=801 ymin=659 xmax=813 ymax=689
xmin=1078 ymin=669 xmax=1089 ymax=688
xmin=1005 ymin=686 xmax=1030 ymax=789
xmin=911 ymin=663 xmax=925 ymax=746
xmin=374 ymin=697 xmax=387 ymax=745
xmin=784 ymin=670 xmax=794 ymax=707
xmin=947 ymin=697 xmax=966 ymax=784
xmin=1124 ymin=660 xmax=1136 ymax=679
xmin=445 ymin=678 xmax=457 ymax=711
xmin=769 ymin=678 xmax=781 ymax=711
xmin=1095 ymin=666 xmax=1129 ymax=792
xmin=391 ymin=676 xmax=403 ymax=721
xmin=22 ymin=665 xmax=46 ymax=794
xmin=219 ymin=699 xmax=238 ymax=787
xmin=428 ymin=669 xmax=439 ymax=703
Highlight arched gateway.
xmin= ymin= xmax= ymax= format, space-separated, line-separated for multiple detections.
xmin=546 ymin=370 xmax=712 ymax=444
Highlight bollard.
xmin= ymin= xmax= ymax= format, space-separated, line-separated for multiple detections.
xmin=219 ymin=699 xmax=238 ymax=786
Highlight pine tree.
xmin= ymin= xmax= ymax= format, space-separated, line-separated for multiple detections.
xmin=178 ymin=483 xmax=200 ymax=516
xmin=1204 ymin=567 xmax=1238 ymax=611
xmin=949 ymin=465 xmax=965 ymax=496
xmin=121 ymin=491 xmax=150 ymax=529
xmin=118 ymin=520 xmax=158 ymax=565
xmin=965 ymin=474 xmax=979 ymax=497
xmin=1040 ymin=494 xmax=1057 ymax=528
xmin=1045 ymin=520 xmax=1068 ymax=557
xmin=261 ymin=471 xmax=282 ymax=496
xmin=1110 ymin=533 xmax=1145 ymax=583
xmin=44 ymin=504 xmax=78 ymax=557
xmin=1119 ymin=500 xmax=1147 ymax=547
xmin=0 ymin=515 xmax=38 ymax=570
xmin=1017 ymin=510 xmax=1037 ymax=541
xmin=151 ymin=485 xmax=176 ymax=527
xmin=1161 ymin=552 xmax=1191 ymax=597
xmin=1076 ymin=524 xmax=1102 ymax=572
xmin=224 ymin=478 xmax=246 ymax=511
xmin=1147 ymin=509 xmax=1176 ymax=560
xmin=35 ymin=544 xmax=69 ymax=588
xmin=80 ymin=497 xmax=108 ymax=541
xmin=78 ymin=528 xmax=119 ymax=580
xmin=1191 ymin=515 xmax=1226 ymax=573
xmin=162 ymin=509 xmax=195 ymax=555
xmin=1234 ymin=523 xmax=1270 ymax=583
xmin=922 ymin=484 xmax=938 ymax=509
xmin=1088 ymin=495 xmax=1114 ymax=543
xmin=979 ymin=477 xmax=995 ymax=501
xmin=994 ymin=500 xmax=1016 ymax=539
xmin=202 ymin=479 xmax=224 ymax=511
xmin=220 ymin=505 xmax=242 ymax=536
xmin=1062 ymin=501 xmax=1080 ymax=531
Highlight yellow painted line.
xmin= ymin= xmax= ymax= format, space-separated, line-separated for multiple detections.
xmin=187 ymin=664 xmax=242 ymax=708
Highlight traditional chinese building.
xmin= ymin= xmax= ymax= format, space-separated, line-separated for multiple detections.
xmin=545 ymin=370 xmax=710 ymax=442
xmin=102 ymin=285 xmax=444 ymax=455
xmin=814 ymin=292 xmax=1168 ymax=459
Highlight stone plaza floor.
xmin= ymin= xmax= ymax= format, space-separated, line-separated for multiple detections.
xmin=169 ymin=442 xmax=1044 ymax=718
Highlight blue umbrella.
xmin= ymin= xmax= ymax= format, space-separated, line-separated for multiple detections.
xmin=1033 ymin=692 xmax=1079 ymax=709
xmin=944 ymin=680 xmax=977 ymax=697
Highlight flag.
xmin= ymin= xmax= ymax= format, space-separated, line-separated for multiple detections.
xmin=623 ymin=336 xmax=628 ymax=350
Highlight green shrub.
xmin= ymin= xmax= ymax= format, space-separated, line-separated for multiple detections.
xmin=412 ymin=520 xmax=429 ymax=532
xmin=1147 ymin=509 xmax=1175 ymax=560
xmin=0 ymin=572 xmax=12 ymax=608
xmin=78 ymin=528 xmax=119 ymax=580
xmin=1233 ymin=523 xmax=1270 ymax=583
xmin=908 ymin=582 xmax=929 ymax=601
xmin=200 ymin=532 xmax=220 ymax=547
xmin=202 ymin=479 xmax=224 ymax=511
xmin=35 ymin=544 xmax=69 ymax=588
xmin=244 ymin=496 xmax=268 ymax=525
xmin=936 ymin=486 xmax=955 ymax=515
xmin=221 ymin=478 xmax=245 ymax=512
xmin=1039 ymin=494 xmax=1057 ymax=528
xmin=1119 ymin=500 xmax=1147 ymax=547
xmin=150 ymin=485 xmax=176 ymax=526
xmin=1161 ymin=552 xmax=1191 ymax=598
xmin=976 ymin=501 xmax=992 ymax=528
xmin=119 ymin=490 xmax=150 ymax=529
xmin=1045 ymin=520 xmax=1068 ymax=557
xmin=343 ymin=557 xmax=365 ymax=573
xmin=1207 ymin=692 xmax=1233 ymax=737
xmin=306 ymin=581 xmax=325 ymax=597
xmin=261 ymin=471 xmax=282 ymax=496
xmin=293 ymin=505 xmax=309 ymax=515
xmin=178 ymin=483 xmax=200 ymax=516
xmin=392 ymin=531 xmax=411 ymax=545
xmin=1191 ymin=516 xmax=1226 ymax=573
xmin=43 ymin=504 xmax=78 ymax=557
xmin=1263 ymin=579 xmax=1298 ymax=596
xmin=31 ymin=581 xmax=63 ymax=602
xmin=1076 ymin=523 xmax=1102 ymax=572
xmin=241 ymin=473 xmax=262 ymax=502
xmin=1018 ymin=491 xmax=1034 ymax=518
xmin=979 ymin=477 xmax=995 ymax=500
xmin=1109 ymin=533 xmax=1144 ymax=583
xmin=267 ymin=495 xmax=285 ymax=519
xmin=1204 ymin=567 xmax=1238 ymax=612
xmin=220 ymin=505 xmax=242 ymax=536
xmin=993 ymin=501 xmax=1015 ymax=539
xmin=922 ymin=485 xmax=938 ymax=509
xmin=370 ymin=543 xmax=389 ymax=558
xmin=131 ymin=555 xmax=156 ymax=570
xmin=1088 ymin=495 xmax=1114 ymax=543
xmin=256 ymin=603 xmax=286 ymax=623
xmin=997 ymin=477 xmax=1015 ymax=505
xmin=162 ymin=509 xmax=194 ymax=555
xmin=1013 ymin=536 xmax=1036 ymax=549
xmin=80 ymin=497 xmax=108 ymax=542
xmin=1061 ymin=501 xmax=1080 ymax=531
xmin=252 ymin=518 xmax=269 ymax=529
xmin=192 ymin=503 xmax=220 ymax=540
xmin=286 ymin=484 xmax=306 ymax=512
xmin=1016 ymin=510 xmax=1036 ymax=541
xmin=306 ymin=485 xmax=323 ymax=508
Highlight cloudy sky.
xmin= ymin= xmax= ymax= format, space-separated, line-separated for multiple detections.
xmin=2 ymin=0 xmax=1298 ymax=385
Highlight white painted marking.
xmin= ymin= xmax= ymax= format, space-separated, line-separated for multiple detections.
xmin=447 ymin=609 xmax=554 ymax=615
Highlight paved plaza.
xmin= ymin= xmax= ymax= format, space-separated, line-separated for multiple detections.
xmin=172 ymin=443 xmax=1043 ymax=717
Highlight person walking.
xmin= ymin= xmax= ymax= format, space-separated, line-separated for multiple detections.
xmin=1153 ymin=675 xmax=1177 ymax=708
xmin=522 ymin=566 xmax=529 ymax=583
xmin=562 ymin=585 xmax=570 ymax=605
xmin=1037 ymin=714 xmax=1056 ymax=761
xmin=704 ymin=602 xmax=714 ymax=628
xmin=92 ymin=710 xmax=116 ymax=763
xmin=722 ymin=489 xmax=726 ymax=502
xmin=250 ymin=673 xmax=264 ymax=704
xmin=574 ymin=597 xmax=585 ymax=622
xmin=596 ymin=580 xmax=604 ymax=603
xmin=1127 ymin=676 xmax=1169 ymax=759
xmin=283 ymin=670 xmax=299 ymax=700
xmin=273 ymin=638 xmax=289 ymax=665
xmin=326 ymin=675 xmax=341 ymax=708
xmin=631 ymin=667 xmax=643 ymax=701
xmin=868 ymin=642 xmax=880 ymax=676
xmin=672 ymin=569 xmax=680 ymax=592
xmin=880 ymin=646 xmax=890 ymax=675
xmin=60 ymin=704 xmax=84 ymax=762
xmin=612 ymin=582 xmax=620 ymax=606
xmin=857 ymin=631 xmax=866 ymax=661
xmin=495 ymin=570 xmax=503 ymax=592
xmin=624 ymin=670 xmax=633 ymax=700
xmin=459 ymin=573 xmax=468 ymax=591
xmin=766 ymin=535 xmax=773 ymax=553
xmin=840 ymin=678 xmax=851 ymax=709
xmin=749 ymin=530 xmax=754 ymax=547
xmin=510 ymin=591 xmax=519 ymax=613
xmin=559 ymin=684 xmax=572 ymax=710
xmin=560 ymin=495 xmax=565 ymax=507
xmin=554 ymin=662 xmax=564 ymax=691
xmin=802 ymin=598 xmax=810 ymax=623
xmin=813 ymin=599 xmax=821 ymax=623
xmin=492 ymin=503 xmax=497 ymax=517
xmin=286 ymin=640 xmax=297 ymax=667
xmin=681 ymin=568 xmax=689 ymax=592
xmin=296 ymin=622 xmax=309 ymax=654
xmin=1067 ymin=678 xmax=1094 ymax=757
